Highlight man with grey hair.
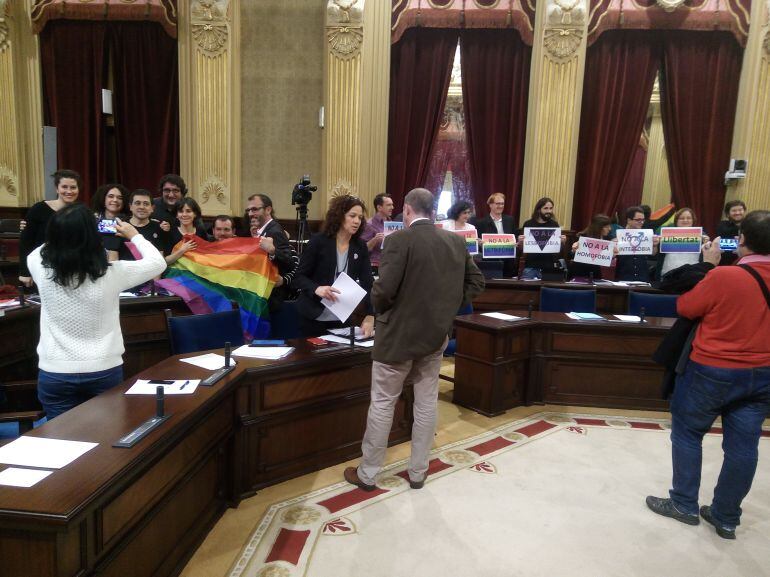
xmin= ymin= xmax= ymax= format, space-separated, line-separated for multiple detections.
xmin=345 ymin=188 xmax=485 ymax=490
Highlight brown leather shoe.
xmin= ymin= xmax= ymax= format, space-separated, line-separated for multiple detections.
xmin=409 ymin=473 xmax=428 ymax=489
xmin=344 ymin=467 xmax=376 ymax=492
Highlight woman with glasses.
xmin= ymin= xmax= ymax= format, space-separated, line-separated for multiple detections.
xmin=293 ymin=195 xmax=375 ymax=337
xmin=615 ymin=205 xmax=660 ymax=283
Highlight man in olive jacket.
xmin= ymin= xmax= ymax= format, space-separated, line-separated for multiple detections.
xmin=345 ymin=188 xmax=485 ymax=491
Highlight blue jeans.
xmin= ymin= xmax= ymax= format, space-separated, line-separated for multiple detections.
xmin=669 ymin=360 xmax=770 ymax=527
xmin=38 ymin=366 xmax=124 ymax=421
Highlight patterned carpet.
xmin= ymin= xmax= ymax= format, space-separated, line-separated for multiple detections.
xmin=228 ymin=412 xmax=770 ymax=577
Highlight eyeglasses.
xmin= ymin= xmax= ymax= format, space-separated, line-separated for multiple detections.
xmin=247 ymin=206 xmax=264 ymax=213
xmin=631 ymin=218 xmax=646 ymax=222
xmin=162 ymin=187 xmax=181 ymax=194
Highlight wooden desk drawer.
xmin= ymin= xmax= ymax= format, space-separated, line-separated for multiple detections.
xmin=101 ymin=398 xmax=233 ymax=548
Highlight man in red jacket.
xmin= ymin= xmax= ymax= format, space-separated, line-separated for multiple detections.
xmin=647 ymin=210 xmax=770 ymax=540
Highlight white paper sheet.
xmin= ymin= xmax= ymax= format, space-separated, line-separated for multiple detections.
xmin=125 ymin=379 xmax=200 ymax=395
xmin=321 ymin=334 xmax=375 ymax=347
xmin=481 ymin=312 xmax=524 ymax=321
xmin=0 ymin=437 xmax=98 ymax=469
xmin=613 ymin=315 xmax=643 ymax=322
xmin=179 ymin=353 xmax=236 ymax=370
xmin=320 ymin=271 xmax=367 ymax=322
xmin=231 ymin=345 xmax=294 ymax=360
xmin=566 ymin=312 xmax=604 ymax=321
xmin=0 ymin=467 xmax=53 ymax=487
xmin=0 ymin=298 xmax=21 ymax=308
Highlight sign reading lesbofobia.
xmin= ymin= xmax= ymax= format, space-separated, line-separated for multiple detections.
xmin=523 ymin=227 xmax=561 ymax=254
xmin=616 ymin=229 xmax=654 ymax=256
xmin=573 ymin=237 xmax=614 ymax=267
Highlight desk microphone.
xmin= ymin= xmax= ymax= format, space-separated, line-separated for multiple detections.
xmin=589 ymin=272 xmax=594 ymax=285
xmin=150 ymin=280 xmax=156 ymax=297
xmin=17 ymin=285 xmax=25 ymax=306
xmin=224 ymin=342 xmax=231 ymax=367
xmin=528 ymin=299 xmax=533 ymax=319
xmin=156 ymin=386 xmax=165 ymax=418
xmin=639 ymin=307 xmax=646 ymax=323
xmin=349 ymin=325 xmax=356 ymax=348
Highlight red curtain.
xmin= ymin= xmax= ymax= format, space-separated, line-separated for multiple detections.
xmin=386 ymin=27 xmax=459 ymax=209
xmin=617 ymin=140 xmax=648 ymax=213
xmin=572 ymin=31 xmax=660 ymax=230
xmin=40 ymin=21 xmax=108 ymax=204
xmin=659 ymin=31 xmax=743 ymax=234
xmin=111 ymin=22 xmax=180 ymax=191
xmin=460 ymin=29 xmax=531 ymax=221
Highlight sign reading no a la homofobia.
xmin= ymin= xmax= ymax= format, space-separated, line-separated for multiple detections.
xmin=523 ymin=227 xmax=561 ymax=253
xmin=573 ymin=237 xmax=614 ymax=267
xmin=615 ymin=229 xmax=654 ymax=256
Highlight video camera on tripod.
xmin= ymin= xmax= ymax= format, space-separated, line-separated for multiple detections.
xmin=291 ymin=175 xmax=317 ymax=254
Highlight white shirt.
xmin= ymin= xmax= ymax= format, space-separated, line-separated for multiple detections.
xmin=493 ymin=217 xmax=504 ymax=235
xmin=439 ymin=220 xmax=476 ymax=232
xmin=28 ymin=235 xmax=167 ymax=373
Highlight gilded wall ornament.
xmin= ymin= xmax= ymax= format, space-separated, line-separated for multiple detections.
xmin=0 ymin=166 xmax=18 ymax=197
xmin=331 ymin=179 xmax=356 ymax=197
xmin=255 ymin=565 xmax=290 ymax=577
xmin=191 ymin=0 xmax=229 ymax=57
xmin=655 ymin=0 xmax=686 ymax=11
xmin=0 ymin=0 xmax=9 ymax=53
xmin=764 ymin=31 xmax=770 ymax=58
xmin=327 ymin=0 xmax=363 ymax=59
xmin=200 ymin=176 xmax=228 ymax=205
xmin=544 ymin=0 xmax=586 ymax=62
xmin=328 ymin=26 xmax=363 ymax=59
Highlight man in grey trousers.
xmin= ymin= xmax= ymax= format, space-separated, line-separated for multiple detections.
xmin=345 ymin=188 xmax=485 ymax=490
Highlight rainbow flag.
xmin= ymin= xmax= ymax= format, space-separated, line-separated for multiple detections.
xmin=481 ymin=234 xmax=516 ymax=259
xmin=660 ymin=227 xmax=703 ymax=254
xmin=155 ymin=236 xmax=279 ymax=339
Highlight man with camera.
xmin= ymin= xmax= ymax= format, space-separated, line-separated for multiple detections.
xmin=646 ymin=210 xmax=770 ymax=540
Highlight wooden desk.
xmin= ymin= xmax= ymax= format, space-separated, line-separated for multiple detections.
xmin=473 ymin=279 xmax=662 ymax=315
xmin=453 ymin=311 xmax=673 ymax=416
xmin=0 ymin=296 xmax=190 ymax=384
xmin=0 ymin=342 xmax=411 ymax=577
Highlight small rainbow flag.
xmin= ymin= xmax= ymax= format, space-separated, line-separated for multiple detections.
xmin=155 ymin=236 xmax=279 ymax=339
xmin=481 ymin=234 xmax=516 ymax=259
xmin=660 ymin=227 xmax=703 ymax=254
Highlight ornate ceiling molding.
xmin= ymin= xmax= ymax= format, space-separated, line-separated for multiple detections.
xmin=191 ymin=0 xmax=229 ymax=57
xmin=331 ymin=179 xmax=357 ymax=197
xmin=327 ymin=0 xmax=364 ymax=60
xmin=544 ymin=0 xmax=586 ymax=63
xmin=654 ymin=0 xmax=687 ymax=11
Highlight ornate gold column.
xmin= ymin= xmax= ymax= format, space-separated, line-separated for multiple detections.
xmin=178 ymin=0 xmax=242 ymax=216
xmin=0 ymin=0 xmax=45 ymax=207
xmin=641 ymin=83 xmax=673 ymax=210
xmin=323 ymin=1 xmax=364 ymax=207
xmin=520 ymin=0 xmax=589 ymax=229
xmin=357 ymin=0 xmax=390 ymax=206
xmin=727 ymin=0 xmax=770 ymax=210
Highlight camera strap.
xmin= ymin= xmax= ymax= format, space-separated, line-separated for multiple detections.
xmin=739 ymin=264 xmax=770 ymax=310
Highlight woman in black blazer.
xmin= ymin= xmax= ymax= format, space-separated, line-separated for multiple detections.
xmin=293 ymin=195 xmax=375 ymax=337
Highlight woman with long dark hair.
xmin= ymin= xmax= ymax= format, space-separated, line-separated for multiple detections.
xmin=27 ymin=204 xmax=167 ymax=419
xmin=19 ymin=169 xmax=82 ymax=287
xmin=568 ymin=213 xmax=612 ymax=281
xmin=165 ymin=197 xmax=202 ymax=265
xmin=440 ymin=200 xmax=476 ymax=232
xmin=293 ymin=195 xmax=375 ymax=337
xmin=92 ymin=183 xmax=130 ymax=260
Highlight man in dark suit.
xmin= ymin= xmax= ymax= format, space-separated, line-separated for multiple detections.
xmin=247 ymin=193 xmax=298 ymax=310
xmin=345 ymin=188 xmax=485 ymax=491
xmin=473 ymin=192 xmax=517 ymax=277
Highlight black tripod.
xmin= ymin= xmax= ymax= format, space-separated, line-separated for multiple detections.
xmin=295 ymin=203 xmax=310 ymax=256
